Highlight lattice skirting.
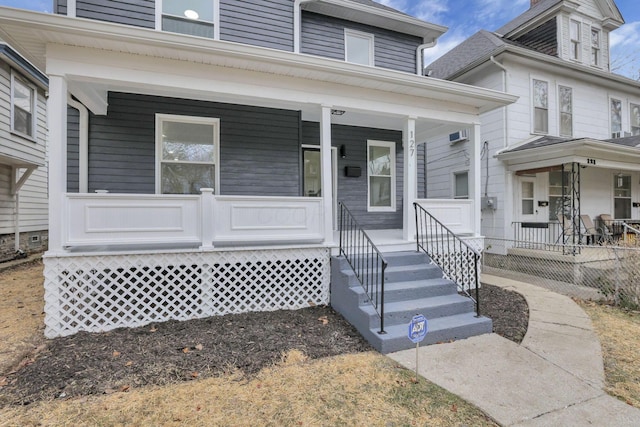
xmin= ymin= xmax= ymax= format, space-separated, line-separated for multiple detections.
xmin=43 ymin=248 xmax=330 ymax=338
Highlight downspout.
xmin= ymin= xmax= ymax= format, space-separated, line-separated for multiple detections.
xmin=67 ymin=95 xmax=89 ymax=193
xmin=294 ymin=0 xmax=304 ymax=53
xmin=489 ymin=56 xmax=508 ymax=147
xmin=489 ymin=55 xmax=509 ymax=239
xmin=416 ymin=40 xmax=437 ymax=76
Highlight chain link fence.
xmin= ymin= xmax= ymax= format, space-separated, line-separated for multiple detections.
xmin=482 ymin=237 xmax=640 ymax=309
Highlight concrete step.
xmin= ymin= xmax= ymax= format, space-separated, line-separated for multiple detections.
xmin=383 ymin=263 xmax=443 ymax=283
xmin=382 ymin=251 xmax=432 ymax=267
xmin=350 ymin=278 xmax=457 ymax=305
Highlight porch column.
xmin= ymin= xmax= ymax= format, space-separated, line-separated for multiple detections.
xmin=470 ymin=122 xmax=482 ymax=236
xmin=320 ymin=105 xmax=334 ymax=246
xmin=402 ymin=116 xmax=417 ymax=240
xmin=47 ymin=74 xmax=68 ymax=253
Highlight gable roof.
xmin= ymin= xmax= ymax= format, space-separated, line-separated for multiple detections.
xmin=0 ymin=42 xmax=47 ymax=89
xmin=499 ymin=134 xmax=640 ymax=155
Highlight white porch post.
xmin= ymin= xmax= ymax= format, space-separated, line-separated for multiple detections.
xmin=47 ymin=74 xmax=68 ymax=253
xmin=320 ymin=105 xmax=334 ymax=246
xmin=403 ymin=117 xmax=417 ymax=240
xmin=200 ymin=188 xmax=215 ymax=249
xmin=470 ymin=122 xmax=482 ymax=236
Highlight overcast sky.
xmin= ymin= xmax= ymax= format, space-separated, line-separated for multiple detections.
xmin=0 ymin=0 xmax=638 ymax=79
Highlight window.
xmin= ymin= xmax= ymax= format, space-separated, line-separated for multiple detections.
xmin=367 ymin=140 xmax=395 ymax=211
xmin=11 ymin=71 xmax=36 ymax=139
xmin=614 ymin=174 xmax=631 ymax=219
xmin=570 ymin=20 xmax=581 ymax=60
xmin=161 ymin=0 xmax=214 ymax=38
xmin=533 ymin=79 xmax=548 ymax=134
xmin=630 ymin=103 xmax=640 ymax=136
xmin=591 ymin=28 xmax=601 ymax=66
xmin=454 ymin=172 xmax=468 ymax=199
xmin=345 ymin=29 xmax=374 ymax=66
xmin=559 ymin=86 xmax=573 ymax=137
xmin=156 ymin=114 xmax=219 ymax=194
xmin=611 ymin=98 xmax=622 ymax=138
xmin=549 ymin=171 xmax=570 ymax=220
xmin=521 ymin=181 xmax=534 ymax=216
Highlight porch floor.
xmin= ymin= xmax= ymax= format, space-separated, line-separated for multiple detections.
xmin=333 ymin=229 xmax=416 ymax=254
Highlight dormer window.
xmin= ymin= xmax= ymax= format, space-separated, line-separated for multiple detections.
xmin=591 ymin=28 xmax=601 ymax=66
xmin=569 ymin=20 xmax=581 ymax=61
xmin=161 ymin=0 xmax=214 ymax=38
xmin=344 ymin=29 xmax=374 ymax=66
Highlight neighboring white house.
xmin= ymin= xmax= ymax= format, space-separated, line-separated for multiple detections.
xmin=0 ymin=1 xmax=515 ymax=340
xmin=427 ymin=0 xmax=640 ymax=252
xmin=0 ymin=42 xmax=48 ymax=262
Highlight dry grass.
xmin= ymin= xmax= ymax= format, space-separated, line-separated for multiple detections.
xmin=0 ymin=350 xmax=497 ymax=426
xmin=0 ymin=259 xmax=45 ymax=375
xmin=0 ymin=261 xmax=496 ymax=426
xmin=578 ymin=300 xmax=640 ymax=408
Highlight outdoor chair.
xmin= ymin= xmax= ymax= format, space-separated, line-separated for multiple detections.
xmin=598 ymin=214 xmax=618 ymax=242
xmin=579 ymin=215 xmax=600 ymax=245
xmin=555 ymin=214 xmax=575 ymax=244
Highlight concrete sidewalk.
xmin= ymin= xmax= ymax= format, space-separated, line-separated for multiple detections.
xmin=388 ymin=274 xmax=640 ymax=426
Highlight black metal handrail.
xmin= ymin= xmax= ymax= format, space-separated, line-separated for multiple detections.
xmin=339 ymin=202 xmax=388 ymax=334
xmin=414 ymin=202 xmax=481 ymax=316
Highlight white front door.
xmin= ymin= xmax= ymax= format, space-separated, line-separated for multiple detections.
xmin=302 ymin=146 xmax=338 ymax=229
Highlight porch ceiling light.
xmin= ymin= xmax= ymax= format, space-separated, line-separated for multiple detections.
xmin=184 ymin=9 xmax=199 ymax=20
xmin=331 ymin=109 xmax=346 ymax=116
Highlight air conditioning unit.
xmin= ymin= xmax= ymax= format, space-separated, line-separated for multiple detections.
xmin=624 ymin=131 xmax=632 ymax=137
xmin=449 ymin=129 xmax=469 ymax=145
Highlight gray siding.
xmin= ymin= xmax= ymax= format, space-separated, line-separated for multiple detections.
xmin=82 ymin=92 xmax=301 ymax=196
xmin=301 ymin=11 xmax=421 ymax=74
xmin=513 ymin=18 xmax=558 ymax=57
xmin=67 ymin=106 xmax=80 ymax=193
xmin=74 ymin=0 xmax=155 ymax=28
xmin=302 ymin=121 xmax=403 ymax=230
xmin=220 ymin=0 xmax=294 ymax=51
xmin=417 ymin=143 xmax=426 ymax=198
xmin=54 ymin=0 xmax=67 ymax=15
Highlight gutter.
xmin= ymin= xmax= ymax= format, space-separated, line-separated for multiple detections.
xmin=67 ymin=95 xmax=89 ymax=193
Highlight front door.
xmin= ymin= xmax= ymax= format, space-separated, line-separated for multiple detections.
xmin=302 ymin=146 xmax=338 ymax=229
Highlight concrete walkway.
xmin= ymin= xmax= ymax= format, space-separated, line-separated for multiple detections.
xmin=388 ymin=274 xmax=640 ymax=426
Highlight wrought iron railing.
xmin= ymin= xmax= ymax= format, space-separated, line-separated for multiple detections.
xmin=414 ymin=202 xmax=481 ymax=316
xmin=338 ymin=202 xmax=388 ymax=334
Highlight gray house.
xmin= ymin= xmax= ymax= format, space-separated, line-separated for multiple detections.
xmin=0 ymin=43 xmax=48 ymax=262
xmin=0 ymin=0 xmax=515 ymax=351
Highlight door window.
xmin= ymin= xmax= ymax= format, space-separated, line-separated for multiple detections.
xmin=367 ymin=140 xmax=395 ymax=211
xmin=521 ymin=181 xmax=534 ymax=215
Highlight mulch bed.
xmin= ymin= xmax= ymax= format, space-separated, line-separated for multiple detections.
xmin=0 ymin=284 xmax=527 ymax=406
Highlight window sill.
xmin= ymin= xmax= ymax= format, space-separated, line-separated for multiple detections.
xmin=367 ymin=206 xmax=396 ymax=213
xmin=10 ymin=130 xmax=37 ymax=143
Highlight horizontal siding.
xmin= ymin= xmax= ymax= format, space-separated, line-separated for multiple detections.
xmin=220 ymin=0 xmax=293 ymax=51
xmin=55 ymin=0 xmax=67 ymax=15
xmin=302 ymin=121 xmax=403 ymax=230
xmin=514 ymin=18 xmax=557 ymax=56
xmin=67 ymin=106 xmax=80 ymax=193
xmin=86 ymin=92 xmax=301 ymax=196
xmin=301 ymin=11 xmax=421 ymax=74
xmin=75 ymin=0 xmax=155 ymax=28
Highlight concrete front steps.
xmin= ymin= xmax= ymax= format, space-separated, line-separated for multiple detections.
xmin=331 ymin=251 xmax=492 ymax=354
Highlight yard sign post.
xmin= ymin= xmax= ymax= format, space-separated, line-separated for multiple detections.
xmin=408 ymin=314 xmax=428 ymax=380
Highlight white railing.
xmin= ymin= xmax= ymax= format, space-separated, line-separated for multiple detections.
xmin=64 ymin=190 xmax=324 ymax=250
xmin=414 ymin=198 xmax=475 ymax=235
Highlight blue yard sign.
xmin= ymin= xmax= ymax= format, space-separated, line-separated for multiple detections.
xmin=408 ymin=314 xmax=428 ymax=343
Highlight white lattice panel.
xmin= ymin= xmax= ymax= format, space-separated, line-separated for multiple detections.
xmin=43 ymin=248 xmax=330 ymax=338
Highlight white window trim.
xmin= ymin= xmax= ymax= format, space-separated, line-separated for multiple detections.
xmin=613 ymin=172 xmax=632 ymax=219
xmin=569 ymin=19 xmax=581 ymax=62
xmin=155 ymin=113 xmax=220 ymax=195
xmin=609 ymin=96 xmax=623 ymax=138
xmin=344 ymin=28 xmax=375 ymax=66
xmin=10 ymin=70 xmax=37 ymax=142
xmin=557 ymin=84 xmax=573 ymax=137
xmin=630 ymin=102 xmax=640 ymax=136
xmin=531 ymin=77 xmax=549 ymax=135
xmin=453 ymin=170 xmax=469 ymax=199
xmin=155 ymin=0 xmax=220 ymax=39
xmin=367 ymin=139 xmax=395 ymax=212
xmin=590 ymin=26 xmax=601 ymax=67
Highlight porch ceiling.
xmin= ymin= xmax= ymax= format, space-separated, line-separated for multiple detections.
xmin=497 ymin=138 xmax=640 ymax=172
xmin=0 ymin=7 xmax=516 ymax=125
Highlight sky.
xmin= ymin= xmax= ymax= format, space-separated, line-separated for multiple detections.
xmin=0 ymin=0 xmax=638 ymax=78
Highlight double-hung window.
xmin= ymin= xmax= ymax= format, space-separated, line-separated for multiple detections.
xmin=11 ymin=71 xmax=36 ymax=139
xmin=367 ymin=140 xmax=395 ymax=211
xmin=570 ymin=20 xmax=581 ymax=61
xmin=631 ymin=103 xmax=640 ymax=136
xmin=532 ymin=79 xmax=548 ymax=134
xmin=161 ymin=0 xmax=214 ymax=38
xmin=559 ymin=86 xmax=573 ymax=137
xmin=591 ymin=28 xmax=601 ymax=66
xmin=614 ymin=174 xmax=631 ymax=219
xmin=611 ymin=98 xmax=622 ymax=138
xmin=344 ymin=29 xmax=374 ymax=66
xmin=454 ymin=172 xmax=469 ymax=199
xmin=156 ymin=114 xmax=219 ymax=194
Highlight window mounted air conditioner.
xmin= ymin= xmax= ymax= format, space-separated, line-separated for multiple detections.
xmin=449 ymin=129 xmax=469 ymax=145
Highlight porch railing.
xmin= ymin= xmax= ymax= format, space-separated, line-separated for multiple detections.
xmin=338 ymin=202 xmax=387 ymax=334
xmin=414 ymin=202 xmax=481 ymax=316
xmin=512 ymin=221 xmax=564 ymax=251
